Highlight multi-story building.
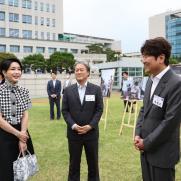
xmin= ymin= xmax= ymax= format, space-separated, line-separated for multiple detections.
xmin=149 ymin=9 xmax=181 ymax=57
xmin=0 ymin=0 xmax=121 ymax=64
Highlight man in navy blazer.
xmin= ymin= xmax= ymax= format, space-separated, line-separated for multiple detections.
xmin=47 ymin=71 xmax=61 ymax=120
xmin=62 ymin=62 xmax=103 ymax=181
xmin=134 ymin=37 xmax=181 ymax=181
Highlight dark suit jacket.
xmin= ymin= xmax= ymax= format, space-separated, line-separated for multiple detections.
xmin=47 ymin=79 xmax=61 ymax=97
xmin=135 ymin=69 xmax=181 ymax=168
xmin=62 ymin=82 xmax=103 ymax=140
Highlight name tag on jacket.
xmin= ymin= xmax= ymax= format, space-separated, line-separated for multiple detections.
xmin=85 ymin=95 xmax=95 ymax=101
xmin=152 ymin=95 xmax=164 ymax=108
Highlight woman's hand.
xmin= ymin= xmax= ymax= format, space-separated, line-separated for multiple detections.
xmin=19 ymin=141 xmax=27 ymax=153
xmin=17 ymin=131 xmax=29 ymax=143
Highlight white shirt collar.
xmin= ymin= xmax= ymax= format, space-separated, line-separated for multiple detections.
xmin=77 ymin=81 xmax=87 ymax=88
xmin=151 ymin=66 xmax=170 ymax=81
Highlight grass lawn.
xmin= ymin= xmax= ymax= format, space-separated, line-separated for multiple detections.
xmin=29 ymin=92 xmax=181 ymax=181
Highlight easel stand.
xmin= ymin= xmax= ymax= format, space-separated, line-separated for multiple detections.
xmin=119 ymin=99 xmax=141 ymax=139
xmin=101 ymin=97 xmax=114 ymax=130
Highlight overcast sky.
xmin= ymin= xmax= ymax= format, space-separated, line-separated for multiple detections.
xmin=64 ymin=0 xmax=180 ymax=53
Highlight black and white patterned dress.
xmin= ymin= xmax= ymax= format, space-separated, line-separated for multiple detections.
xmin=0 ymin=81 xmax=34 ymax=181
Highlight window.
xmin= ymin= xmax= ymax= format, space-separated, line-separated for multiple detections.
xmin=47 ymin=32 xmax=50 ymax=40
xmin=34 ymin=1 xmax=38 ymax=10
xmin=35 ymin=16 xmax=38 ymax=25
xmin=60 ymin=48 xmax=68 ymax=52
xmin=0 ymin=11 xmax=5 ymax=21
xmin=22 ymin=0 xmax=31 ymax=9
xmin=48 ymin=47 xmax=56 ymax=54
xmin=52 ymin=19 xmax=55 ymax=27
xmin=40 ymin=2 xmax=43 ymax=11
xmin=36 ymin=47 xmax=45 ymax=53
xmin=41 ymin=32 xmax=44 ymax=39
xmin=9 ymin=28 xmax=19 ymax=37
xmin=52 ymin=33 xmax=56 ymax=40
xmin=46 ymin=3 xmax=49 ymax=12
xmin=10 ymin=45 xmax=20 ymax=52
xmin=52 ymin=4 xmax=55 ymax=13
xmin=22 ymin=15 xmax=32 ymax=24
xmin=0 ymin=0 xmax=5 ymax=4
xmin=9 ymin=0 xmax=18 ymax=6
xmin=71 ymin=49 xmax=78 ymax=54
xmin=9 ymin=13 xmax=19 ymax=22
xmin=0 ymin=28 xmax=5 ymax=36
xmin=35 ymin=31 xmax=38 ymax=39
xmin=23 ymin=46 xmax=32 ymax=53
xmin=22 ymin=30 xmax=32 ymax=39
xmin=40 ymin=17 xmax=44 ymax=25
xmin=0 ymin=44 xmax=6 ymax=52
xmin=46 ymin=18 xmax=50 ymax=26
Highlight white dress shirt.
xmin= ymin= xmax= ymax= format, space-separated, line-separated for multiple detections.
xmin=150 ymin=66 xmax=170 ymax=98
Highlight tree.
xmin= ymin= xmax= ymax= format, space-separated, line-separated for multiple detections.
xmin=48 ymin=52 xmax=75 ymax=73
xmin=0 ymin=53 xmax=17 ymax=62
xmin=22 ymin=54 xmax=46 ymax=73
xmin=86 ymin=43 xmax=104 ymax=54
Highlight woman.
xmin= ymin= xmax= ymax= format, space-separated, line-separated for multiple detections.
xmin=0 ymin=58 xmax=34 ymax=181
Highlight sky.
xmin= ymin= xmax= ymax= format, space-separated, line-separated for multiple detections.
xmin=64 ymin=0 xmax=181 ymax=53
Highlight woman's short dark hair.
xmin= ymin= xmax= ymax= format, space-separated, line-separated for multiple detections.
xmin=140 ymin=37 xmax=171 ymax=66
xmin=122 ymin=71 xmax=128 ymax=76
xmin=74 ymin=62 xmax=90 ymax=73
xmin=0 ymin=58 xmax=23 ymax=74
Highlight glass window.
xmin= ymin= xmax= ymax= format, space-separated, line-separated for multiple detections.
xmin=0 ymin=28 xmax=5 ymax=36
xmin=9 ymin=13 xmax=19 ymax=22
xmin=0 ymin=11 xmax=5 ymax=21
xmin=22 ymin=0 xmax=31 ymax=9
xmin=122 ymin=67 xmax=128 ymax=72
xmin=9 ymin=0 xmax=19 ymax=6
xmin=40 ymin=2 xmax=43 ymax=11
xmin=36 ymin=47 xmax=45 ymax=53
xmin=40 ymin=17 xmax=44 ymax=25
xmin=0 ymin=0 xmax=5 ymax=4
xmin=0 ymin=44 xmax=6 ymax=52
xmin=47 ymin=32 xmax=50 ymax=40
xmin=48 ymin=47 xmax=56 ymax=54
xmin=35 ymin=16 xmax=38 ymax=25
xmin=9 ymin=28 xmax=19 ymax=37
xmin=52 ymin=33 xmax=56 ymax=40
xmin=10 ymin=45 xmax=20 ymax=52
xmin=41 ymin=32 xmax=44 ymax=39
xmin=35 ymin=31 xmax=38 ymax=39
xmin=46 ymin=18 xmax=50 ymax=26
xmin=70 ymin=49 xmax=78 ymax=54
xmin=34 ymin=1 xmax=38 ymax=10
xmin=46 ymin=3 xmax=49 ymax=12
xmin=52 ymin=4 xmax=55 ymax=13
xmin=52 ymin=19 xmax=55 ymax=27
xmin=22 ymin=30 xmax=32 ymax=39
xmin=60 ymin=48 xmax=68 ymax=52
xmin=22 ymin=15 xmax=32 ymax=24
xmin=23 ymin=46 xmax=32 ymax=53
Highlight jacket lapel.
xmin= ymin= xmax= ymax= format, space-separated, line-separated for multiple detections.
xmin=81 ymin=82 xmax=90 ymax=107
xmin=72 ymin=83 xmax=82 ymax=106
xmin=144 ymin=69 xmax=172 ymax=116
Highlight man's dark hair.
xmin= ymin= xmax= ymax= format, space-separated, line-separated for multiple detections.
xmin=74 ymin=62 xmax=90 ymax=73
xmin=140 ymin=37 xmax=171 ymax=66
xmin=122 ymin=71 xmax=128 ymax=76
xmin=51 ymin=71 xmax=57 ymax=75
xmin=0 ymin=58 xmax=22 ymax=74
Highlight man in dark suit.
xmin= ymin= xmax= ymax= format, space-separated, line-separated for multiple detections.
xmin=134 ymin=37 xmax=181 ymax=181
xmin=62 ymin=62 xmax=103 ymax=181
xmin=47 ymin=71 xmax=61 ymax=120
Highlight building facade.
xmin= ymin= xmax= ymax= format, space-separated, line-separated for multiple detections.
xmin=0 ymin=0 xmax=121 ymax=64
xmin=149 ymin=9 xmax=181 ymax=57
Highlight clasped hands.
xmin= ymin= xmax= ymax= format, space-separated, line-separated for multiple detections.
xmin=74 ymin=124 xmax=92 ymax=135
xmin=134 ymin=135 xmax=144 ymax=152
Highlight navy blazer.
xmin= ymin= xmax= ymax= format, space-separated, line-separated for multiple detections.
xmin=47 ymin=79 xmax=61 ymax=97
xmin=135 ymin=69 xmax=181 ymax=168
xmin=62 ymin=82 xmax=103 ymax=140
